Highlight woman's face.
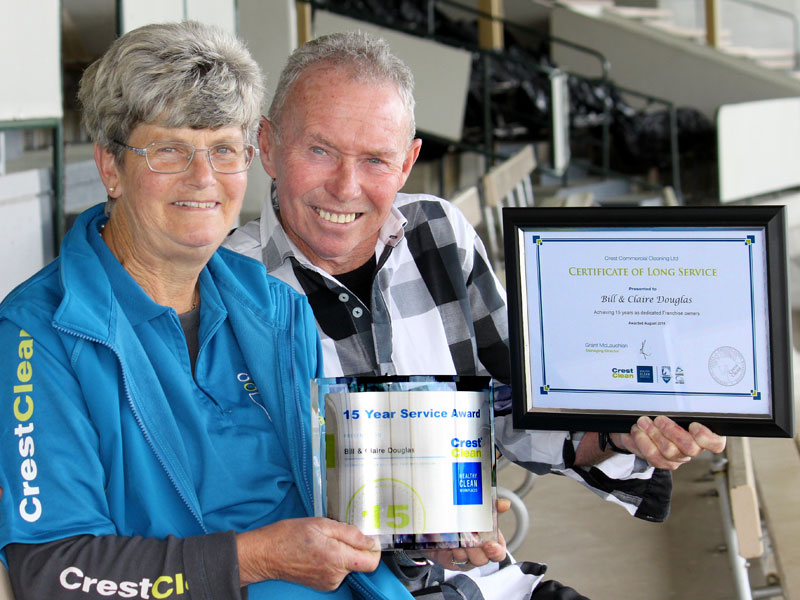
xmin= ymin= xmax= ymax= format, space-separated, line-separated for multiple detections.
xmin=102 ymin=123 xmax=249 ymax=262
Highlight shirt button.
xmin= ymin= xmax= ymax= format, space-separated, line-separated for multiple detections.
xmin=352 ymin=307 xmax=363 ymax=318
xmin=338 ymin=292 xmax=349 ymax=303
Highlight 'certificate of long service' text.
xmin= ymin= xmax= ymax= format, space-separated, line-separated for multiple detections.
xmin=520 ymin=228 xmax=771 ymax=417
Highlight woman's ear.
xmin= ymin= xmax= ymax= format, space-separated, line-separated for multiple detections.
xmin=95 ymin=144 xmax=122 ymax=198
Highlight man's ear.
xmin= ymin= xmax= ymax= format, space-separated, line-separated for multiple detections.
xmin=94 ymin=144 xmax=122 ymax=198
xmin=398 ymin=138 xmax=422 ymax=189
xmin=258 ymin=116 xmax=278 ymax=178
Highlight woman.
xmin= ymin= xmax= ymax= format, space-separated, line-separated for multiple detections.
xmin=0 ymin=21 xmax=410 ymax=600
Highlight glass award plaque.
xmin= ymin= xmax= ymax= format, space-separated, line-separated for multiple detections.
xmin=311 ymin=376 xmax=498 ymax=549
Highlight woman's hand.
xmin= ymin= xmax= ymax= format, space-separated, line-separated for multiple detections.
xmin=236 ymin=517 xmax=381 ymax=590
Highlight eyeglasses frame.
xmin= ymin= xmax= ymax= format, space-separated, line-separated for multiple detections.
xmin=112 ymin=139 xmax=259 ymax=174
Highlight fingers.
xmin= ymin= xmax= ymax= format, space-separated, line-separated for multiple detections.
xmin=424 ymin=535 xmax=507 ymax=571
xmin=629 ymin=416 xmax=726 ymax=470
xmin=328 ymin=519 xmax=381 ymax=552
xmin=629 ymin=417 xmax=690 ymax=470
xmin=689 ymin=421 xmax=727 ymax=453
xmin=496 ymin=498 xmax=511 ymax=514
xmin=450 ymin=548 xmax=473 ymax=568
xmin=479 ymin=538 xmax=507 ymax=563
xmin=325 ymin=521 xmax=382 ymax=573
xmin=237 ymin=517 xmax=380 ymax=591
xmin=649 ymin=415 xmax=701 ymax=456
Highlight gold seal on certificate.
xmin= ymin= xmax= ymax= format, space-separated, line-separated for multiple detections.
xmin=503 ymin=206 xmax=794 ymax=438
xmin=310 ymin=376 xmax=498 ymax=549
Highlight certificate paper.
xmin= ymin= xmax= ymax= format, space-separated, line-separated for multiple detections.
xmin=523 ymin=229 xmax=769 ymax=414
xmin=503 ymin=206 xmax=794 ymax=437
xmin=311 ymin=377 xmax=497 ymax=549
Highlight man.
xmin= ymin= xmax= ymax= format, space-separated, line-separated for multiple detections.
xmin=225 ymin=31 xmax=725 ymax=599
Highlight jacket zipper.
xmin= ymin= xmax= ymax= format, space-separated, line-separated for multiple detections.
xmin=54 ymin=325 xmax=208 ymax=533
xmin=288 ymin=301 xmax=314 ymax=509
xmin=347 ymin=573 xmax=386 ymax=600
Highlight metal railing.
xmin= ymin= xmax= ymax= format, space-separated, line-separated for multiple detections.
xmin=614 ymin=84 xmax=682 ymax=198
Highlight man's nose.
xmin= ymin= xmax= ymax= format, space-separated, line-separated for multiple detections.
xmin=327 ymin=161 xmax=360 ymax=200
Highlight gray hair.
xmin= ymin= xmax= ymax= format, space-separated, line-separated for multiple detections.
xmin=268 ymin=31 xmax=416 ymax=144
xmin=79 ymin=21 xmax=264 ymax=161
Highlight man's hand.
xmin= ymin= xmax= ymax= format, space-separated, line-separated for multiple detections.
xmin=614 ymin=416 xmax=727 ymax=470
xmin=236 ymin=517 xmax=381 ymax=590
xmin=421 ymin=498 xmax=509 ymax=570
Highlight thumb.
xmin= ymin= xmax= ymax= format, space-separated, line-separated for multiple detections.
xmin=331 ymin=521 xmax=381 ymax=551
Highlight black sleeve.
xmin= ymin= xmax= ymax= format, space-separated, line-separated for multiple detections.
xmin=6 ymin=531 xmax=243 ymax=600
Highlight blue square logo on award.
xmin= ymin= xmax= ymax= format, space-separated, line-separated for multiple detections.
xmin=637 ymin=365 xmax=654 ymax=383
xmin=452 ymin=462 xmax=482 ymax=505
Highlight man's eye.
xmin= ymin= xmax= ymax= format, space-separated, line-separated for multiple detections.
xmin=367 ymin=158 xmax=383 ymax=165
xmin=311 ymin=147 xmax=326 ymax=155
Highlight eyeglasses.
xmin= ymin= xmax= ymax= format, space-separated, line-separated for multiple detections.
xmin=114 ymin=140 xmax=258 ymax=174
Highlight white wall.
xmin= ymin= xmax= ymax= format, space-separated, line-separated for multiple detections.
xmin=313 ymin=11 xmax=473 ymax=142
xmin=0 ymin=2 xmax=62 ymax=120
xmin=0 ymin=169 xmax=53 ymax=298
xmin=120 ymin=0 xmax=236 ymax=33
xmin=550 ymin=6 xmax=800 ymax=119
xmin=236 ymin=0 xmax=298 ymax=222
xmin=717 ymin=98 xmax=800 ymax=202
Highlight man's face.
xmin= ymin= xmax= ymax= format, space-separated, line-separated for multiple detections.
xmin=260 ymin=66 xmax=421 ymax=275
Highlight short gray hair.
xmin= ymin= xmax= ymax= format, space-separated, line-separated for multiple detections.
xmin=268 ymin=31 xmax=416 ymax=143
xmin=79 ymin=21 xmax=264 ymax=161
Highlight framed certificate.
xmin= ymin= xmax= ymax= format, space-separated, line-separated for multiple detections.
xmin=503 ymin=206 xmax=794 ymax=437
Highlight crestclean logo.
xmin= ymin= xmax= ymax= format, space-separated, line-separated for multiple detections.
xmin=60 ymin=566 xmax=188 ymax=598
xmin=611 ymin=367 xmax=634 ymax=379
xmin=12 ymin=329 xmax=42 ymax=523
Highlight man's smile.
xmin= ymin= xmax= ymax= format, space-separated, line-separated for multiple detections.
xmin=315 ymin=207 xmax=361 ymax=224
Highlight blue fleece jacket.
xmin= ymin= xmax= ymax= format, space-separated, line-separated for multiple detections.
xmin=0 ymin=204 xmax=411 ymax=600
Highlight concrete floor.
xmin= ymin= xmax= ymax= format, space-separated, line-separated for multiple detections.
xmin=498 ymin=452 xmax=777 ymax=600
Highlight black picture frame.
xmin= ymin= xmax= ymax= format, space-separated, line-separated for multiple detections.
xmin=503 ymin=205 xmax=794 ymax=437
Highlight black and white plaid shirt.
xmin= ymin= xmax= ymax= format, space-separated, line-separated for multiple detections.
xmin=225 ymin=192 xmax=671 ymax=523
